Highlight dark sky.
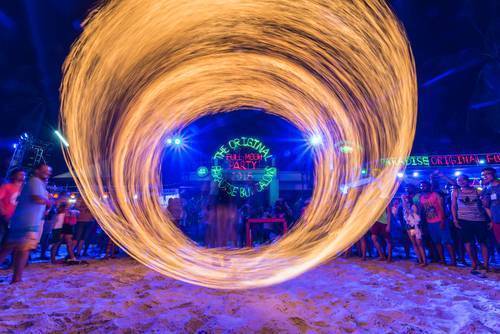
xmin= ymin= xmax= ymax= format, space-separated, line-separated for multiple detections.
xmin=0 ymin=0 xmax=499 ymax=175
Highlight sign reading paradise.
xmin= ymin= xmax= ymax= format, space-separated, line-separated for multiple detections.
xmin=381 ymin=153 xmax=500 ymax=167
xmin=211 ymin=137 xmax=277 ymax=198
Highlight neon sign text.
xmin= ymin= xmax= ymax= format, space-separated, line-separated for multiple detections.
xmin=211 ymin=137 xmax=276 ymax=198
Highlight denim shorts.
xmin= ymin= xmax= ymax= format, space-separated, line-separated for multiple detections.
xmin=427 ymin=222 xmax=453 ymax=244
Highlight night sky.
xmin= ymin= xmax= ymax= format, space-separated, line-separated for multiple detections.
xmin=0 ymin=0 xmax=498 ymax=175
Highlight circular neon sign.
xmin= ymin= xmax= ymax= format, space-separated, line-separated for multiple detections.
xmin=211 ymin=136 xmax=277 ymax=198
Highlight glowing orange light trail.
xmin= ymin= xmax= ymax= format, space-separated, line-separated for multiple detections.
xmin=60 ymin=0 xmax=417 ymax=289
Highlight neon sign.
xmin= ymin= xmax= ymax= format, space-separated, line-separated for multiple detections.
xmin=381 ymin=153 xmax=500 ymax=167
xmin=211 ymin=137 xmax=276 ymax=198
xmin=381 ymin=156 xmax=430 ymax=167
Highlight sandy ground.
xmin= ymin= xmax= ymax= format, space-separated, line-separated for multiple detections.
xmin=0 ymin=257 xmax=498 ymax=334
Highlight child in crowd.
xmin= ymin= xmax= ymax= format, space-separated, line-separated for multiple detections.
xmin=402 ymin=194 xmax=426 ymax=266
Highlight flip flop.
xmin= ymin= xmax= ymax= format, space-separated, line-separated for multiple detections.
xmin=470 ymin=270 xmax=486 ymax=278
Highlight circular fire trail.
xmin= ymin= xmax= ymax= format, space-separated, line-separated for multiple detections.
xmin=60 ymin=0 xmax=417 ymax=289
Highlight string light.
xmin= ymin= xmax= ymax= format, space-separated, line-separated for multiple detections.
xmin=60 ymin=0 xmax=417 ymax=289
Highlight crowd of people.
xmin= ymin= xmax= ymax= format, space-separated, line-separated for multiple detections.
xmin=350 ymin=168 xmax=499 ymax=275
xmin=172 ymin=168 xmax=499 ymax=276
xmin=172 ymin=190 xmax=298 ymax=248
xmin=0 ymin=163 xmax=498 ymax=284
xmin=0 ymin=163 xmax=118 ymax=283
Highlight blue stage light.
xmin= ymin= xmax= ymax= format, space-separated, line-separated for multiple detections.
xmin=397 ymin=172 xmax=404 ymax=178
xmin=454 ymin=171 xmax=461 ymax=177
xmin=412 ymin=171 xmax=419 ymax=177
xmin=309 ymin=134 xmax=322 ymax=146
xmin=166 ymin=135 xmax=188 ymax=151
xmin=197 ymin=166 xmax=209 ymax=178
xmin=479 ymin=159 xmax=486 ymax=165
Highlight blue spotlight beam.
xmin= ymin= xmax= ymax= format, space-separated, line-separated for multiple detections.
xmin=470 ymin=99 xmax=500 ymax=110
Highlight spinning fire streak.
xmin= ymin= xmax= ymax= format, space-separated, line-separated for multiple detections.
xmin=60 ymin=0 xmax=417 ymax=289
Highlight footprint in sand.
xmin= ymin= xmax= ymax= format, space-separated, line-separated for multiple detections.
xmin=275 ymin=304 xmax=288 ymax=313
xmin=4 ymin=321 xmax=35 ymax=331
xmin=227 ymin=306 xmax=240 ymax=315
xmin=256 ymin=325 xmax=283 ymax=334
xmin=170 ymin=302 xmax=193 ymax=310
xmin=0 ymin=302 xmax=28 ymax=313
xmin=99 ymin=291 xmax=116 ymax=299
xmin=100 ymin=310 xmax=119 ymax=319
xmin=138 ymin=303 xmax=158 ymax=316
xmin=351 ymin=291 xmax=367 ymax=300
xmin=288 ymin=317 xmax=310 ymax=333
xmin=184 ymin=318 xmax=204 ymax=333
xmin=10 ymin=301 xmax=30 ymax=309
xmin=78 ymin=309 xmax=93 ymax=321
xmin=42 ymin=292 xmax=67 ymax=298
xmin=122 ymin=300 xmax=135 ymax=309
xmin=312 ymin=321 xmax=329 ymax=328
xmin=137 ymin=291 xmax=151 ymax=298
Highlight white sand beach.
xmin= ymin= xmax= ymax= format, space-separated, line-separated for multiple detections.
xmin=0 ymin=257 xmax=498 ymax=333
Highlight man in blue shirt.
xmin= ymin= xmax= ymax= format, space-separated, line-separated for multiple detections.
xmin=0 ymin=163 xmax=51 ymax=283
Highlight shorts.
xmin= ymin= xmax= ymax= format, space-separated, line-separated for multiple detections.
xmin=493 ymin=223 xmax=500 ymax=244
xmin=61 ymin=224 xmax=74 ymax=236
xmin=459 ymin=220 xmax=489 ymax=244
xmin=371 ymin=222 xmax=390 ymax=239
xmin=407 ymin=227 xmax=422 ymax=240
xmin=51 ymin=228 xmax=63 ymax=243
xmin=427 ymin=222 xmax=453 ymax=244
xmin=4 ymin=231 xmax=39 ymax=251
